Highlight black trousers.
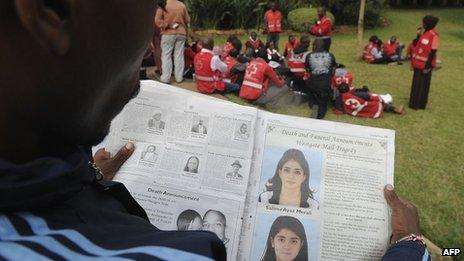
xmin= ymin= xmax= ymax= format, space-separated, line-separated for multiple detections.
xmin=307 ymin=77 xmax=331 ymax=119
xmin=409 ymin=69 xmax=432 ymax=109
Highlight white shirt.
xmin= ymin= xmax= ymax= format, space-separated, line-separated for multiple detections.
xmin=201 ymin=49 xmax=228 ymax=73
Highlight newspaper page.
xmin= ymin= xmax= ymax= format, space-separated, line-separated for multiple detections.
xmin=105 ymin=81 xmax=258 ymax=260
xmin=239 ymin=110 xmax=395 ymax=261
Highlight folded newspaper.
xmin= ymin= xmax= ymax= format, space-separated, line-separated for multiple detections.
xmin=101 ymin=80 xmax=395 ymax=261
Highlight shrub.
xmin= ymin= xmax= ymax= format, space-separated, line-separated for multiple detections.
xmin=288 ymin=8 xmax=335 ymax=33
xmin=329 ymin=0 xmax=388 ymax=28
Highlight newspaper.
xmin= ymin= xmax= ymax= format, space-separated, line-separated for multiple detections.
xmin=101 ymin=80 xmax=395 ymax=261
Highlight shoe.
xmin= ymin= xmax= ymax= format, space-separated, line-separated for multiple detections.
xmin=394 ymin=105 xmax=405 ymax=115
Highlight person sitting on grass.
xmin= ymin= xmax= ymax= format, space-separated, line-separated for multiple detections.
xmin=283 ymin=34 xmax=300 ymax=59
xmin=194 ymin=38 xmax=241 ymax=94
xmin=363 ymin=35 xmax=395 ymax=64
xmin=266 ymin=41 xmax=285 ymax=64
xmin=335 ymin=83 xmax=405 ymax=118
xmin=239 ymin=48 xmax=288 ymax=106
xmin=245 ymin=31 xmax=265 ymax=58
xmin=383 ymin=36 xmax=405 ymax=63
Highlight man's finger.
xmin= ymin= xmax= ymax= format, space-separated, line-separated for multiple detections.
xmin=94 ymin=148 xmax=111 ymax=161
xmin=111 ymin=143 xmax=135 ymax=168
xmin=384 ymin=184 xmax=402 ymax=208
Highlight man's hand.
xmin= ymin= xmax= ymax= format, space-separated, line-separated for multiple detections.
xmin=384 ymin=184 xmax=421 ymax=244
xmin=93 ymin=143 xmax=135 ymax=181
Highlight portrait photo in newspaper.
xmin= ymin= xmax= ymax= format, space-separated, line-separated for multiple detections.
xmin=226 ymin=160 xmax=244 ymax=182
xmin=191 ymin=116 xmax=209 ymax=135
xmin=258 ymin=148 xmax=322 ymax=210
xmin=251 ymin=213 xmax=321 ymax=261
xmin=139 ymin=144 xmax=159 ymax=167
xmin=147 ymin=111 xmax=166 ymax=134
xmin=183 ymin=155 xmax=200 ymax=174
xmin=234 ymin=121 xmax=252 ymax=141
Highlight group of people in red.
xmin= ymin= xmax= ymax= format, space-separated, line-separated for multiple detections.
xmin=362 ymin=15 xmax=440 ymax=110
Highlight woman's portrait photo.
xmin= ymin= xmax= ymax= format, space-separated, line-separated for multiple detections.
xmin=261 ymin=216 xmax=308 ymax=261
xmin=259 ymin=148 xmax=321 ymax=209
xmin=251 ymin=213 xmax=320 ymax=261
xmin=183 ymin=156 xmax=200 ymax=173
xmin=176 ymin=209 xmax=203 ymax=231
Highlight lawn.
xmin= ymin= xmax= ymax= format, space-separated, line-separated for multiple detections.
xmin=217 ymin=8 xmax=464 ymax=251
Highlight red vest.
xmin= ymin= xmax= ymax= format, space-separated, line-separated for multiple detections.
xmin=412 ymin=29 xmax=438 ymax=70
xmin=239 ymin=58 xmax=269 ymax=100
xmin=363 ymin=42 xmax=379 ymax=63
xmin=332 ymin=69 xmax=353 ymax=89
xmin=222 ymin=56 xmax=238 ymax=84
xmin=341 ymin=91 xmax=384 ymax=118
xmin=284 ymin=40 xmax=300 ymax=58
xmin=248 ymin=38 xmax=262 ymax=50
xmin=383 ymin=41 xmax=399 ymax=57
xmin=222 ymin=42 xmax=235 ymax=59
xmin=310 ymin=16 xmax=332 ymax=37
xmin=194 ymin=50 xmax=225 ymax=94
xmin=265 ymin=10 xmax=282 ymax=33
xmin=288 ymin=50 xmax=309 ymax=78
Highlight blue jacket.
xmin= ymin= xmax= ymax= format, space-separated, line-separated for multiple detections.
xmin=0 ymin=147 xmax=429 ymax=260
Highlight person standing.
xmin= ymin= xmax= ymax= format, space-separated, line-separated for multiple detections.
xmin=409 ymin=15 xmax=440 ymax=110
xmin=152 ymin=3 xmax=163 ymax=75
xmin=310 ymin=7 xmax=333 ymax=51
xmin=305 ymin=39 xmax=337 ymax=119
xmin=155 ymin=0 xmax=191 ymax=83
xmin=264 ymin=2 xmax=283 ymax=50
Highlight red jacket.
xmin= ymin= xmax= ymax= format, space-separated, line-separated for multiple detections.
xmin=412 ymin=29 xmax=439 ymax=70
xmin=363 ymin=42 xmax=379 ymax=63
xmin=222 ymin=42 xmax=235 ymax=59
xmin=246 ymin=38 xmax=264 ymax=50
xmin=341 ymin=91 xmax=384 ymax=118
xmin=310 ymin=16 xmax=332 ymax=37
xmin=194 ymin=49 xmax=225 ymax=94
xmin=383 ymin=41 xmax=399 ymax=58
xmin=284 ymin=40 xmax=300 ymax=58
xmin=239 ymin=58 xmax=285 ymax=101
xmin=264 ymin=10 xmax=282 ymax=33
xmin=287 ymin=50 xmax=310 ymax=78
xmin=222 ymin=56 xmax=238 ymax=84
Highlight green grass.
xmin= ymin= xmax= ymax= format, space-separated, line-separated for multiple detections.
xmin=215 ymin=8 xmax=464 ymax=250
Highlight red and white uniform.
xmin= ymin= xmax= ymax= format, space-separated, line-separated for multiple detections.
xmin=383 ymin=40 xmax=399 ymax=58
xmin=310 ymin=16 xmax=332 ymax=39
xmin=222 ymin=42 xmax=235 ymax=59
xmin=363 ymin=42 xmax=380 ymax=63
xmin=284 ymin=40 xmax=300 ymax=58
xmin=332 ymin=68 xmax=353 ymax=90
xmin=287 ymin=50 xmax=310 ymax=78
xmin=412 ymin=29 xmax=439 ymax=70
xmin=341 ymin=91 xmax=384 ymax=119
xmin=247 ymin=37 xmax=263 ymax=50
xmin=239 ymin=58 xmax=285 ymax=101
xmin=264 ymin=10 xmax=282 ymax=33
xmin=194 ymin=49 xmax=225 ymax=94
xmin=222 ymin=56 xmax=238 ymax=84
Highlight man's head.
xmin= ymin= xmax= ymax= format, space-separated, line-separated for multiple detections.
xmin=390 ymin=36 xmax=397 ymax=43
xmin=289 ymin=35 xmax=296 ymax=43
xmin=256 ymin=47 xmax=269 ymax=62
xmin=300 ymin=34 xmax=311 ymax=47
xmin=202 ymin=210 xmax=226 ymax=241
xmin=313 ymin=38 xmax=325 ymax=52
xmin=251 ymin=32 xmax=258 ymax=41
xmin=317 ymin=7 xmax=326 ymax=17
xmin=153 ymin=113 xmax=162 ymax=121
xmin=202 ymin=37 xmax=214 ymax=51
xmin=231 ymin=160 xmax=242 ymax=173
xmin=270 ymin=2 xmax=277 ymax=11
xmin=0 ymin=0 xmax=154 ymax=160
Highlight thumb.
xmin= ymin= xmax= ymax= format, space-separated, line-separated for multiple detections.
xmin=110 ymin=142 xmax=135 ymax=169
xmin=384 ymin=184 xmax=401 ymax=208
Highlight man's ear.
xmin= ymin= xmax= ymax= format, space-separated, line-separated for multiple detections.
xmin=15 ymin=0 xmax=72 ymax=56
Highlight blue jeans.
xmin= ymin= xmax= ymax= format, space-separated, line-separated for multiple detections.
xmin=224 ymin=82 xmax=240 ymax=93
